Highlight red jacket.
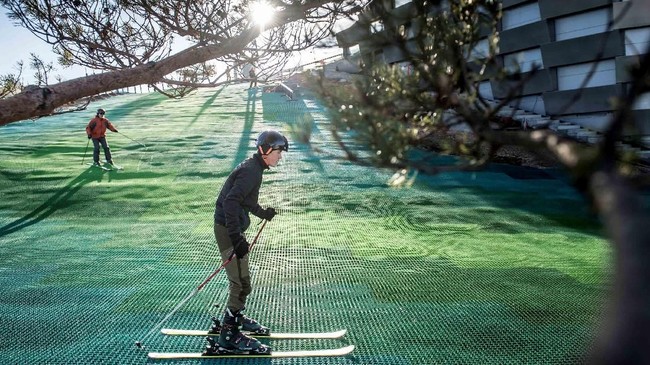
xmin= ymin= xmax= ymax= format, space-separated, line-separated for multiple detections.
xmin=86 ymin=117 xmax=117 ymax=139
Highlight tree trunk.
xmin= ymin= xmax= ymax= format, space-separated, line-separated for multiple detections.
xmin=0 ymin=33 xmax=255 ymax=126
xmin=589 ymin=167 xmax=650 ymax=364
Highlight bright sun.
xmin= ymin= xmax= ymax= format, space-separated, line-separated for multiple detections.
xmin=249 ymin=1 xmax=275 ymax=26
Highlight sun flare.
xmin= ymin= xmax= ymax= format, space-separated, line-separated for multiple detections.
xmin=249 ymin=1 xmax=275 ymax=27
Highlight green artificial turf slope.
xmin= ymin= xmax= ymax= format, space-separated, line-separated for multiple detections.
xmin=0 ymin=85 xmax=610 ymax=364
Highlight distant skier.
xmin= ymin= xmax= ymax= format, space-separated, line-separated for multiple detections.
xmin=248 ymin=67 xmax=258 ymax=89
xmin=85 ymin=108 xmax=118 ymax=167
xmin=213 ymin=130 xmax=288 ymax=354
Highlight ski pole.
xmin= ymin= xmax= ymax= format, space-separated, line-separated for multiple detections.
xmin=117 ymin=131 xmax=146 ymax=147
xmin=81 ymin=138 xmax=90 ymax=165
xmin=135 ymin=219 xmax=268 ymax=350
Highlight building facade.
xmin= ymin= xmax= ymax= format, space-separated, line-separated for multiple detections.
xmin=336 ymin=0 xmax=650 ymax=141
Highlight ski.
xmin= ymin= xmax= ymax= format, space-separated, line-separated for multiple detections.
xmin=148 ymin=345 xmax=355 ymax=359
xmin=107 ymin=164 xmax=123 ymax=170
xmin=161 ymin=328 xmax=347 ymax=339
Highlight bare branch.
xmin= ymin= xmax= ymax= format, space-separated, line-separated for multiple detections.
xmin=0 ymin=0 xmax=369 ymax=125
xmin=0 ymin=61 xmax=24 ymax=98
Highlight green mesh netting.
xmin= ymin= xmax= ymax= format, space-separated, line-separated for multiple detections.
xmin=0 ymin=85 xmax=611 ymax=364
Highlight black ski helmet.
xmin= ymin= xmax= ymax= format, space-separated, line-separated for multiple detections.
xmin=256 ymin=130 xmax=288 ymax=155
xmin=97 ymin=108 xmax=106 ymax=115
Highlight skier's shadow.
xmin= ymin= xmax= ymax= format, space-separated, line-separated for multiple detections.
xmin=0 ymin=167 xmax=105 ymax=238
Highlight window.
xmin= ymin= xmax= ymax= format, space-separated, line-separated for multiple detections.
xmin=394 ymin=0 xmax=412 ymax=8
xmin=342 ymin=45 xmax=361 ymax=58
xmin=348 ymin=44 xmax=360 ymax=56
xmin=468 ymin=38 xmax=491 ymax=60
xmin=625 ymin=27 xmax=650 ymax=56
xmin=503 ymin=48 xmax=543 ymax=73
xmin=502 ymin=2 xmax=541 ymax=31
xmin=557 ymin=60 xmax=615 ymax=91
xmin=370 ymin=20 xmax=384 ymax=34
xmin=396 ymin=61 xmax=414 ymax=75
xmin=478 ymin=81 xmax=494 ymax=100
xmin=555 ymin=8 xmax=610 ymax=41
xmin=399 ymin=23 xmax=416 ymax=40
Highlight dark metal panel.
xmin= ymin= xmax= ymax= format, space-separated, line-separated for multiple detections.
xmin=543 ymin=84 xmax=624 ymax=115
xmin=367 ymin=30 xmax=393 ymax=48
xmin=541 ymin=31 xmax=624 ymax=68
xmin=612 ymin=1 xmax=650 ymax=29
xmin=388 ymin=1 xmax=419 ymax=19
xmin=336 ymin=23 xmax=370 ymax=48
xmin=491 ymin=70 xmax=553 ymax=99
xmin=632 ymin=110 xmax=650 ymax=134
xmin=502 ymin=0 xmax=531 ymax=9
xmin=539 ymin=0 xmax=612 ymax=19
xmin=499 ymin=21 xmax=551 ymax=54
xmin=615 ymin=55 xmax=642 ymax=83
xmin=383 ymin=44 xmax=407 ymax=64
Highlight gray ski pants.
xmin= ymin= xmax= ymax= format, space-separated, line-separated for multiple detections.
xmin=214 ymin=223 xmax=252 ymax=312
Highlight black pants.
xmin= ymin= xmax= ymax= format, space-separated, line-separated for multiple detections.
xmin=92 ymin=137 xmax=112 ymax=164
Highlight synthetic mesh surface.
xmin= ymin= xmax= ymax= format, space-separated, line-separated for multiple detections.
xmin=0 ymin=85 xmax=610 ymax=364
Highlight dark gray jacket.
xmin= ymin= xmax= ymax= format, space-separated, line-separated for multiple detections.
xmin=214 ymin=153 xmax=268 ymax=237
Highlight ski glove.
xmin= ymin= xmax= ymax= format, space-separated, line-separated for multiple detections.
xmin=87 ymin=135 xmax=92 ymax=139
xmin=260 ymin=207 xmax=276 ymax=221
xmin=230 ymin=234 xmax=250 ymax=259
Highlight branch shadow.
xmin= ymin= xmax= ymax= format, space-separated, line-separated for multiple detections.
xmin=231 ymin=89 xmax=258 ymax=169
xmin=259 ymin=92 xmax=327 ymax=175
xmin=0 ymin=167 xmax=105 ymax=238
xmin=183 ymin=87 xmax=226 ymax=132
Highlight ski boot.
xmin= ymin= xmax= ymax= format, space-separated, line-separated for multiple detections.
xmin=207 ymin=316 xmax=222 ymax=335
xmin=216 ymin=308 xmax=271 ymax=354
xmin=238 ymin=308 xmax=271 ymax=336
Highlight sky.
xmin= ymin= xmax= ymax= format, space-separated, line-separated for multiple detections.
xmin=0 ymin=8 xmax=349 ymax=86
xmin=1 ymin=12 xmax=86 ymax=84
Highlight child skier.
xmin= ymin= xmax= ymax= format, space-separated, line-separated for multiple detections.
xmin=213 ymin=130 xmax=288 ymax=354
